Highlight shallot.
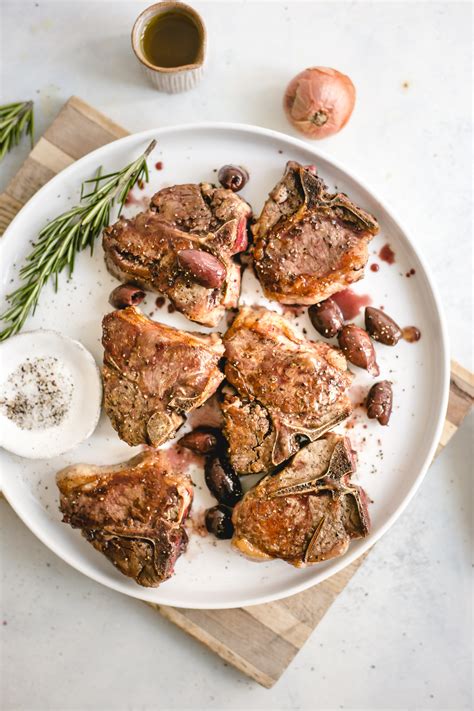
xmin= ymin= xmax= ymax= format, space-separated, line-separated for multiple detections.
xmin=284 ymin=67 xmax=356 ymax=139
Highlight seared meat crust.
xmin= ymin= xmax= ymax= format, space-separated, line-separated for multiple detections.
xmin=253 ymin=162 xmax=379 ymax=304
xmin=232 ymin=434 xmax=370 ymax=566
xmin=222 ymin=306 xmax=353 ymax=474
xmin=102 ymin=307 xmax=224 ymax=447
xmin=103 ymin=183 xmax=251 ymax=326
xmin=57 ymin=450 xmax=193 ymax=587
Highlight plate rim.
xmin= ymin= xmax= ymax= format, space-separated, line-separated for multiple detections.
xmin=0 ymin=121 xmax=450 ymax=608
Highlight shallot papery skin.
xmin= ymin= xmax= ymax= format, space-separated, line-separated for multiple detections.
xmin=284 ymin=67 xmax=356 ymax=139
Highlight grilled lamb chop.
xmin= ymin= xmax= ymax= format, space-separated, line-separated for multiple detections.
xmin=103 ymin=183 xmax=251 ymax=326
xmin=222 ymin=306 xmax=353 ymax=475
xmin=232 ymin=434 xmax=370 ymax=566
xmin=252 ymin=162 xmax=379 ymax=304
xmin=102 ymin=307 xmax=224 ymax=447
xmin=57 ymin=450 xmax=193 ymax=587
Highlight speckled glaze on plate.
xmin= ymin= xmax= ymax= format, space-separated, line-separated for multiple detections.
xmin=0 ymin=124 xmax=449 ymax=609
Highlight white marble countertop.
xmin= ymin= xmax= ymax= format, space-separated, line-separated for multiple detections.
xmin=1 ymin=1 xmax=472 ymax=709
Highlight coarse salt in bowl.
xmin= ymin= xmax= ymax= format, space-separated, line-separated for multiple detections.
xmin=0 ymin=330 xmax=102 ymax=459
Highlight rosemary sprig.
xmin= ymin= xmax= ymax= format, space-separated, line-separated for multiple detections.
xmin=0 ymin=101 xmax=34 ymax=161
xmin=0 ymin=139 xmax=156 ymax=341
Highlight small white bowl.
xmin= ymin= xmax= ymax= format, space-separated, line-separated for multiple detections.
xmin=131 ymin=1 xmax=207 ymax=94
xmin=0 ymin=330 xmax=102 ymax=459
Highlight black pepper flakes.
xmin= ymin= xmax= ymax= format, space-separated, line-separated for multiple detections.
xmin=0 ymin=357 xmax=73 ymax=430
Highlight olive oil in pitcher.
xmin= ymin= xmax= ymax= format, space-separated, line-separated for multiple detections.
xmin=141 ymin=11 xmax=200 ymax=68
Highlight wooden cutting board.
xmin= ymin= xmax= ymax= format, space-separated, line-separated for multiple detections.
xmin=1 ymin=96 xmax=472 ymax=689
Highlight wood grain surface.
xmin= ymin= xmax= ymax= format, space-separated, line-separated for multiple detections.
xmin=1 ymin=96 xmax=472 ymax=689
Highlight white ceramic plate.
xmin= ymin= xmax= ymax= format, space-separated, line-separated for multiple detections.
xmin=0 ymin=124 xmax=449 ymax=608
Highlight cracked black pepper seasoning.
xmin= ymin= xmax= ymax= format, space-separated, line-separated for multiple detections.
xmin=0 ymin=356 xmax=73 ymax=430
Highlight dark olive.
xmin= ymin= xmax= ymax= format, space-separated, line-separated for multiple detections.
xmin=217 ymin=165 xmax=249 ymax=192
xmin=308 ymin=298 xmax=344 ymax=338
xmin=204 ymin=456 xmax=243 ymax=507
xmin=177 ymin=428 xmax=222 ymax=455
xmin=365 ymin=307 xmax=402 ymax=346
xmin=366 ymin=381 xmax=393 ymax=425
xmin=109 ymin=283 xmax=145 ymax=309
xmin=205 ymin=505 xmax=234 ymax=539
xmin=338 ymin=324 xmax=380 ymax=376
xmin=177 ymin=249 xmax=226 ymax=289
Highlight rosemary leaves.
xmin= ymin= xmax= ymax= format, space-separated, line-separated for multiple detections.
xmin=0 ymin=139 xmax=156 ymax=341
xmin=0 ymin=101 xmax=34 ymax=161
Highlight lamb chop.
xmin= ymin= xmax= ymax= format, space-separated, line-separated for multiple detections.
xmin=232 ymin=434 xmax=370 ymax=566
xmin=57 ymin=450 xmax=193 ymax=587
xmin=252 ymin=161 xmax=379 ymax=304
xmin=222 ymin=306 xmax=353 ymax=475
xmin=102 ymin=307 xmax=224 ymax=447
xmin=103 ymin=183 xmax=251 ymax=327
